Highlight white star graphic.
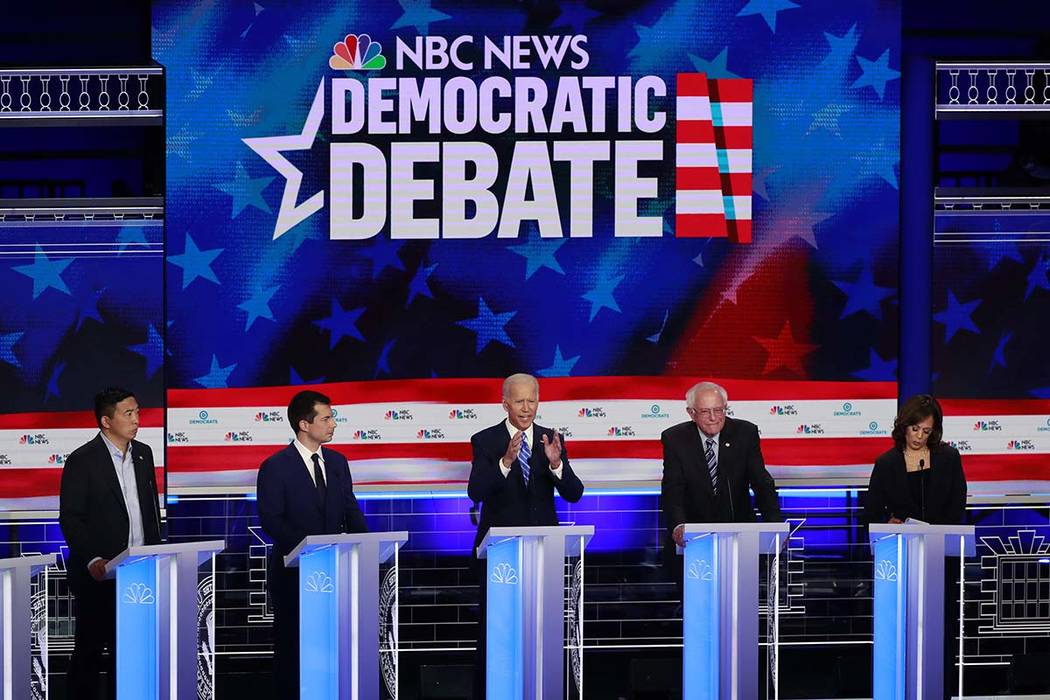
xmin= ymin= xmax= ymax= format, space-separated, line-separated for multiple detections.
xmin=243 ymin=79 xmax=325 ymax=240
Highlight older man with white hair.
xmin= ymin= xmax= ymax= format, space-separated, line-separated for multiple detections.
xmin=467 ymin=372 xmax=585 ymax=695
xmin=661 ymin=381 xmax=783 ymax=560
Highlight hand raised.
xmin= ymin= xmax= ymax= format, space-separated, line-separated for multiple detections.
xmin=502 ymin=431 xmax=523 ymax=467
xmin=541 ymin=432 xmax=563 ymax=468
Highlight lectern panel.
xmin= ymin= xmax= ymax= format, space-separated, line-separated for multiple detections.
xmin=116 ymin=557 xmax=159 ymax=698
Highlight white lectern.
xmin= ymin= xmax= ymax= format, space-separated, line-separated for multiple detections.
xmin=105 ymin=540 xmax=225 ymax=699
xmin=0 ymin=554 xmax=55 ymax=699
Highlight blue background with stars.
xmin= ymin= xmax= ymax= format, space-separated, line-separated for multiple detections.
xmin=0 ymin=224 xmax=164 ymax=412
xmin=154 ymin=0 xmax=900 ymax=390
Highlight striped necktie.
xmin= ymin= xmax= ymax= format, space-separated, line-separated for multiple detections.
xmin=518 ymin=433 xmax=531 ymax=485
xmin=705 ymin=437 xmax=719 ymax=494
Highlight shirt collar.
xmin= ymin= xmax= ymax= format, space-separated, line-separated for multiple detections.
xmin=504 ymin=419 xmax=535 ymax=445
xmin=100 ymin=431 xmax=131 ymax=460
xmin=293 ymin=438 xmax=323 ymax=463
xmin=696 ymin=426 xmax=720 ymax=445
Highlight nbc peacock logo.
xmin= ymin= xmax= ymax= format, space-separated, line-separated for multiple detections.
xmin=329 ymin=34 xmax=387 ymax=70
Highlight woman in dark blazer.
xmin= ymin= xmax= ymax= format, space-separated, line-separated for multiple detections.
xmin=865 ymin=394 xmax=967 ymax=525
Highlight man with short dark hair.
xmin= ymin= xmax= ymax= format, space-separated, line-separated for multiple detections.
xmin=256 ymin=390 xmax=368 ymax=699
xmin=59 ymin=387 xmax=163 ymax=700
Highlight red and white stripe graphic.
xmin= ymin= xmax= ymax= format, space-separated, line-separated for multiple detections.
xmin=675 ymin=73 xmax=753 ymax=242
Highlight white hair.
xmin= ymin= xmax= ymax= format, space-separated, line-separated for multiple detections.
xmin=502 ymin=373 xmax=539 ymax=399
xmin=685 ymin=381 xmax=728 ymax=407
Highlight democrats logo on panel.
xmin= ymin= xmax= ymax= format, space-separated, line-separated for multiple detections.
xmin=796 ymin=424 xmax=825 ymax=435
xmin=190 ymin=410 xmax=218 ymax=425
xmin=490 ymin=562 xmax=518 ymax=585
xmin=167 ymin=431 xmax=190 ymax=444
xmin=254 ymin=411 xmax=284 ymax=423
xmin=416 ymin=428 xmax=445 ymax=440
xmin=833 ymin=402 xmax=862 ymax=417
xmin=331 ymin=408 xmax=349 ymax=424
xmin=860 ymin=421 xmax=888 ymax=436
xmin=305 ymin=571 xmax=335 ymax=594
xmin=245 ymin=33 xmax=754 ymax=244
xmin=641 ymin=404 xmax=670 ymax=419
xmin=1007 ymin=439 xmax=1036 ymax=451
xmin=974 ymin=420 xmax=1003 ymax=432
xmin=18 ymin=433 xmax=49 ymax=445
xmin=578 ymin=407 xmax=606 ymax=418
xmin=1037 ymin=418 xmax=1050 ymax=433
xmin=123 ymin=583 xmax=155 ymax=605
xmin=448 ymin=408 xmax=478 ymax=420
xmin=769 ymin=405 xmax=798 ymax=416
xmin=352 ymin=429 xmax=382 ymax=440
xmin=384 ymin=409 xmax=414 ymax=421
xmin=224 ymin=431 xmax=253 ymax=442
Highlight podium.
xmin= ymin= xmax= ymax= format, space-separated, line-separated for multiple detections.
xmin=680 ymin=522 xmax=790 ymax=699
xmin=0 ymin=554 xmax=55 ymax=700
xmin=869 ymin=523 xmax=975 ymax=700
xmin=477 ymin=525 xmax=594 ymax=700
xmin=284 ymin=531 xmax=409 ymax=699
xmin=105 ymin=540 xmax=225 ymax=699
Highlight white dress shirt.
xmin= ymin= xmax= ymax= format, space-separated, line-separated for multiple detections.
xmin=293 ymin=438 xmax=327 ymax=487
xmin=500 ymin=419 xmax=563 ymax=479
xmin=89 ymin=433 xmax=145 ymax=571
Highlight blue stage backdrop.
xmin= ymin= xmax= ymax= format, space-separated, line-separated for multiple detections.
xmin=151 ymin=0 xmax=901 ymax=490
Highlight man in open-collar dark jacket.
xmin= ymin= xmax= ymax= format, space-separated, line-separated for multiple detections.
xmin=467 ymin=373 xmax=585 ymax=696
xmin=59 ymin=388 xmax=162 ymax=700
xmin=660 ymin=382 xmax=783 ymax=585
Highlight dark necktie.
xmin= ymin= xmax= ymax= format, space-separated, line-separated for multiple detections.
xmin=311 ymin=453 xmax=327 ymax=506
xmin=705 ymin=437 xmax=719 ymax=494
xmin=518 ymin=433 xmax=531 ymax=485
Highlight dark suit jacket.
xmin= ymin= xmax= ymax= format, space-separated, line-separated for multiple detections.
xmin=256 ymin=443 xmax=368 ymax=581
xmin=660 ymin=418 xmax=783 ymax=541
xmin=864 ymin=444 xmax=967 ymax=525
xmin=467 ymin=422 xmax=585 ymax=555
xmin=59 ymin=434 xmax=162 ymax=594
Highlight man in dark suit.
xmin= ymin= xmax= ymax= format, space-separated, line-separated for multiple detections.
xmin=467 ymin=373 xmax=585 ymax=696
xmin=661 ymin=381 xmax=783 ymax=584
xmin=256 ymin=390 xmax=368 ymax=700
xmin=59 ymin=387 xmax=163 ymax=700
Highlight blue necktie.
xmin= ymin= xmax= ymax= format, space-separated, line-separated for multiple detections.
xmin=705 ymin=437 xmax=719 ymax=494
xmin=518 ymin=433 xmax=531 ymax=485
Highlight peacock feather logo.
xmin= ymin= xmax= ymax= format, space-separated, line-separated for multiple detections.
xmin=329 ymin=33 xmax=387 ymax=71
xmin=123 ymin=582 xmax=156 ymax=605
xmin=490 ymin=562 xmax=518 ymax=585
xmin=305 ymin=571 xmax=335 ymax=593
xmin=874 ymin=559 xmax=898 ymax=582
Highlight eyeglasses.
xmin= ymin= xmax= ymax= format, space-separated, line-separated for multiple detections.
xmin=907 ymin=425 xmax=933 ymax=436
xmin=690 ymin=407 xmax=726 ymax=418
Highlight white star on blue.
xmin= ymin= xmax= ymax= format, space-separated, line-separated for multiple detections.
xmin=376 ymin=339 xmax=396 ymax=377
xmin=457 ymin=297 xmax=516 ymax=353
xmin=538 ymin=345 xmax=580 ymax=377
xmin=214 ymin=162 xmax=273 ymax=218
xmin=238 ymin=285 xmax=280 ymax=331
xmin=74 ymin=288 xmax=105 ymax=332
xmin=194 ymin=355 xmax=236 ymax=388
xmin=45 ymin=362 xmax=65 ymax=401
xmin=362 ymin=238 xmax=405 ymax=280
xmin=13 ymin=246 xmax=73 ymax=299
xmin=1024 ymin=254 xmax=1050 ymax=300
xmin=509 ymin=236 xmax=566 ymax=280
xmin=688 ymin=47 xmax=739 ymax=79
xmin=583 ymin=273 xmax=625 ymax=321
xmin=314 ymin=299 xmax=366 ymax=349
xmin=737 ymin=0 xmax=799 ymax=33
xmin=833 ymin=263 xmax=895 ymax=319
xmin=933 ymin=291 xmax=981 ymax=343
xmin=129 ymin=324 xmax=165 ymax=378
xmin=990 ymin=331 xmax=1012 ymax=370
xmin=168 ymin=234 xmax=223 ymax=289
xmin=0 ymin=331 xmax=24 ymax=368
xmin=391 ymin=0 xmax=451 ymax=34
xmin=851 ymin=349 xmax=897 ymax=380
xmin=852 ymin=49 xmax=900 ymax=101
xmin=406 ymin=262 xmax=438 ymax=306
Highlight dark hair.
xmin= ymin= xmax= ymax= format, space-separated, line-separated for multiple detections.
xmin=892 ymin=394 xmax=943 ymax=451
xmin=287 ymin=390 xmax=331 ymax=435
xmin=94 ymin=387 xmax=136 ymax=429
